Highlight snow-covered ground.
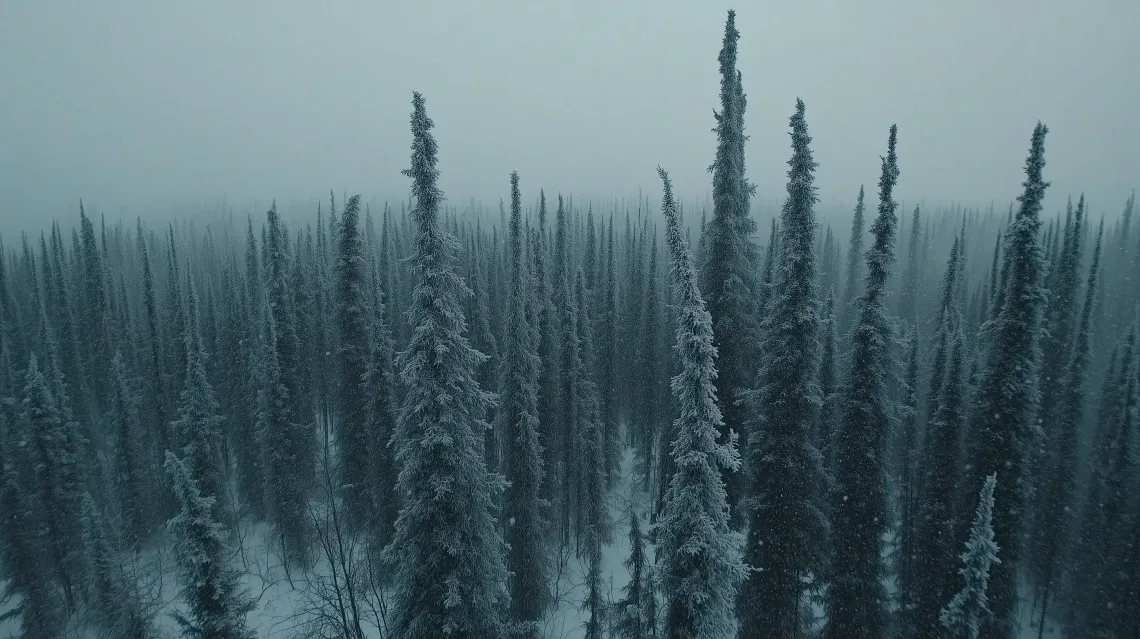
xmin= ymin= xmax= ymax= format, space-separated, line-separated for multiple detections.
xmin=0 ymin=447 xmax=1062 ymax=638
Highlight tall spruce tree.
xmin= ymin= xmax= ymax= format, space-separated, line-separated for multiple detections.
xmin=700 ymin=10 xmax=757 ymax=522
xmin=656 ymin=167 xmax=745 ymax=639
xmin=499 ymin=172 xmax=547 ymax=631
xmin=826 ymin=124 xmax=900 ymax=639
xmin=614 ymin=509 xmax=655 ymax=639
xmin=839 ymin=185 xmax=867 ymax=336
xmin=966 ymin=123 xmax=1050 ymax=639
xmin=109 ymin=350 xmax=149 ymax=545
xmin=740 ymin=99 xmax=827 ymax=639
xmin=23 ymin=353 xmax=86 ymax=608
xmin=363 ymin=271 xmax=399 ymax=548
xmin=577 ymin=266 xmax=610 ymax=639
xmin=263 ymin=202 xmax=314 ymax=565
xmin=0 ymin=411 xmax=60 ymax=638
xmin=171 ymin=270 xmax=228 ymax=526
xmin=381 ymin=93 xmax=510 ymax=638
xmin=80 ymin=492 xmax=156 ymax=638
xmin=164 ymin=453 xmax=256 ymax=639
xmin=895 ymin=325 xmax=922 ymax=634
xmin=941 ymin=473 xmax=1002 ymax=639
xmin=1029 ymin=219 xmax=1102 ymax=633
xmin=911 ymin=313 xmax=968 ymax=638
xmin=334 ymin=194 xmax=373 ymax=528
xmin=899 ymin=206 xmax=921 ymax=325
xmin=817 ymin=290 xmax=839 ymax=472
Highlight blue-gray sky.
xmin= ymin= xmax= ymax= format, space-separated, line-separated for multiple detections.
xmin=1 ymin=0 xmax=1136 ymax=230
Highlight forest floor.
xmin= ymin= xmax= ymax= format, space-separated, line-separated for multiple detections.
xmin=0 ymin=446 xmax=1061 ymax=638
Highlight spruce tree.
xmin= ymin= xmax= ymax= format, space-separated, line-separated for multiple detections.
xmin=895 ymin=325 xmax=922 ymax=632
xmin=499 ymin=172 xmax=548 ymax=632
xmin=576 ymin=266 xmax=610 ymax=639
xmin=79 ymin=203 xmax=112 ymax=413
xmin=598 ymin=213 xmax=620 ymax=484
xmin=109 ymin=350 xmax=149 ymax=545
xmin=740 ymin=99 xmax=826 ymax=639
xmin=839 ymin=185 xmax=866 ymax=336
xmin=80 ymin=492 xmax=156 ymax=638
xmin=941 ymin=473 xmax=1001 ymax=639
xmin=164 ymin=453 xmax=256 ymax=639
xmin=826 ymin=124 xmax=900 ymax=639
xmin=381 ymin=92 xmax=510 ymax=638
xmin=363 ymin=277 xmax=399 ymax=549
xmin=966 ymin=123 xmax=1050 ymax=639
xmin=334 ymin=194 xmax=373 ymax=528
xmin=23 ymin=353 xmax=86 ymax=608
xmin=614 ymin=509 xmax=655 ymax=639
xmin=0 ymin=413 xmax=60 ymax=638
xmin=135 ymin=220 xmax=168 ymax=480
xmin=1029 ymin=220 xmax=1102 ymax=632
xmin=171 ymin=270 xmax=228 ymax=526
xmin=817 ymin=290 xmax=839 ymax=471
xmin=165 ymin=226 xmax=188 ymax=399
xmin=911 ymin=313 xmax=968 ymax=637
xmin=655 ymin=167 xmax=745 ymax=639
xmin=898 ymin=206 xmax=921 ymax=325
xmin=635 ymin=236 xmax=663 ymax=491
xmin=700 ymin=10 xmax=757 ymax=522
xmin=1068 ymin=334 xmax=1136 ymax=637
xmin=263 ymin=202 xmax=314 ymax=565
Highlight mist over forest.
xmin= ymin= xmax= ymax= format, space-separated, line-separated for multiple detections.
xmin=1 ymin=4 xmax=1138 ymax=639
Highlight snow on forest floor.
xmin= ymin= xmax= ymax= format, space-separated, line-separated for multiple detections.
xmin=542 ymin=447 xmax=648 ymax=639
xmin=0 ymin=446 xmax=1061 ymax=638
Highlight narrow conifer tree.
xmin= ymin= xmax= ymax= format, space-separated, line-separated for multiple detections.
xmin=0 ymin=416 xmax=59 ymax=638
xmin=740 ymin=99 xmax=826 ymax=639
xmin=700 ymin=10 xmax=758 ymax=521
xmin=911 ymin=313 xmax=968 ymax=637
xmin=363 ymin=281 xmax=399 ymax=549
xmin=165 ymin=453 xmax=256 ymax=639
xmin=334 ymin=194 xmax=373 ymax=528
xmin=171 ymin=271 xmax=228 ymax=526
xmin=382 ymin=93 xmax=510 ymax=638
xmin=839 ymin=186 xmax=866 ymax=335
xmin=80 ymin=492 xmax=156 ymax=638
xmin=23 ymin=354 xmax=86 ymax=608
xmin=895 ymin=325 xmax=922 ymax=632
xmin=817 ymin=290 xmax=839 ymax=471
xmin=1029 ymin=220 xmax=1102 ymax=632
xmin=826 ymin=125 xmax=900 ymax=639
xmin=263 ymin=202 xmax=314 ymax=565
xmin=941 ymin=473 xmax=1001 ymax=639
xmin=656 ymin=167 xmax=745 ymax=639
xmin=966 ymin=123 xmax=1050 ymax=639
xmin=498 ymin=171 xmax=548 ymax=632
xmin=109 ymin=350 xmax=149 ymax=545
xmin=614 ymin=509 xmax=655 ymax=639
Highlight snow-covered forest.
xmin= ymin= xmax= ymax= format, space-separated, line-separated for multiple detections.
xmin=1 ymin=10 xmax=1138 ymax=639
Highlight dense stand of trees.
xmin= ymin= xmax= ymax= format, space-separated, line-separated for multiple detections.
xmin=0 ymin=10 xmax=1137 ymax=639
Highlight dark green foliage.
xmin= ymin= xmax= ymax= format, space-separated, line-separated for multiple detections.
xmin=656 ymin=167 xmax=745 ymax=639
xmin=740 ymin=99 xmax=826 ymax=639
xmin=165 ymin=453 xmax=256 ymax=639
xmin=499 ymin=172 xmax=548 ymax=630
xmin=382 ymin=92 xmax=510 ymax=638
xmin=700 ymin=10 xmax=758 ymax=523
xmin=109 ymin=351 xmax=149 ymax=545
xmin=262 ymin=202 xmax=315 ymax=565
xmin=334 ymin=194 xmax=373 ymax=528
xmin=966 ymin=123 xmax=1050 ymax=639
xmin=826 ymin=124 xmax=900 ymax=639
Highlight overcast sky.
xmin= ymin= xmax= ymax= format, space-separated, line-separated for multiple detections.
xmin=1 ymin=0 xmax=1137 ymax=232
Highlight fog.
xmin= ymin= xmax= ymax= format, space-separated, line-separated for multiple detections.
xmin=1 ymin=0 xmax=1137 ymax=231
